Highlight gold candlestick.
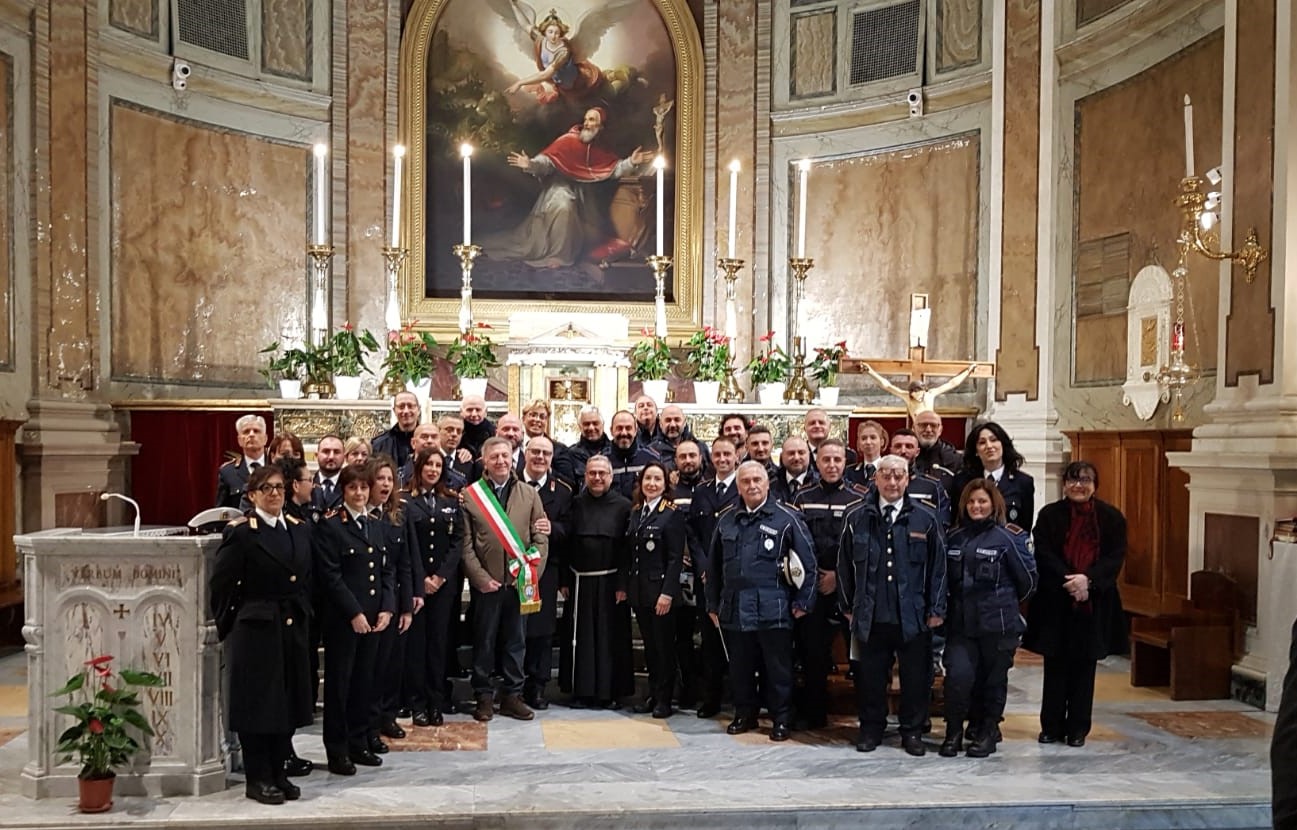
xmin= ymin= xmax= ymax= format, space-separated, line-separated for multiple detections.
xmin=784 ymin=257 xmax=815 ymax=405
xmin=378 ymin=246 xmax=410 ymax=397
xmin=1176 ymin=175 xmax=1268 ymax=283
xmin=306 ymin=243 xmax=335 ymax=350
xmin=647 ymin=254 xmax=672 ymax=336
xmin=453 ymin=243 xmax=482 ymax=333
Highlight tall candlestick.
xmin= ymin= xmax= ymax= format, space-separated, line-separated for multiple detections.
xmin=796 ymin=158 xmax=810 ymax=258
xmin=390 ymin=145 xmax=405 ymax=248
xmin=460 ymin=143 xmax=473 ymax=245
xmin=654 ymin=155 xmax=666 ymax=256
xmin=313 ymin=143 xmax=328 ymax=245
xmin=1183 ymin=94 xmax=1194 ymax=178
xmin=727 ymin=160 xmax=740 ymax=259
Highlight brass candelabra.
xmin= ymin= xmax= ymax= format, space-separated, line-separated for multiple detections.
xmin=378 ymin=246 xmax=410 ymax=397
xmin=1177 ymin=175 xmax=1269 ymax=283
xmin=784 ymin=257 xmax=815 ymax=404
xmin=716 ymin=257 xmax=745 ymax=403
xmin=647 ymin=254 xmax=672 ymax=337
xmin=307 ymin=244 xmax=335 ymax=348
xmin=453 ymin=243 xmax=482 ymax=333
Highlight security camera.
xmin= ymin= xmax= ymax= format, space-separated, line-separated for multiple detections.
xmin=906 ymin=88 xmax=923 ymax=118
xmin=172 ymin=60 xmax=191 ymax=92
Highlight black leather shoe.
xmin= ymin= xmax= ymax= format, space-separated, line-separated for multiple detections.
xmin=939 ymin=731 xmax=963 ymax=757
xmin=770 ymin=722 xmax=791 ymax=742
xmin=327 ymin=756 xmax=356 ymax=776
xmin=397 ymin=707 xmax=412 ymax=719
xmin=902 ymin=734 xmax=926 ymax=757
xmin=1066 ymin=734 xmax=1086 ymax=747
xmin=350 ymin=749 xmax=383 ymax=767
xmin=526 ymin=692 xmax=550 ymax=711
xmin=696 ymin=702 xmax=721 ymax=719
xmin=380 ymin=720 xmax=406 ymax=740
xmin=855 ymin=732 xmax=880 ymax=752
xmin=966 ymin=734 xmax=997 ymax=758
xmin=412 ymin=711 xmax=432 ymax=727
xmin=427 ymin=708 xmax=444 ymax=726
xmin=567 ymin=697 xmax=591 ymax=709
xmin=1038 ymin=731 xmax=1062 ymax=744
xmin=245 ymin=782 xmax=286 ymax=805
xmin=726 ymin=715 xmax=757 ymax=735
xmin=284 ymin=755 xmax=313 ymax=777
xmin=652 ymin=703 xmax=674 ymax=719
xmin=632 ymin=697 xmax=655 ymax=714
xmin=368 ymin=736 xmax=389 ymax=754
xmin=274 ymin=778 xmax=301 ymax=801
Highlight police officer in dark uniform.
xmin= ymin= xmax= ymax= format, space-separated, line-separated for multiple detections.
xmin=769 ymin=435 xmax=817 ymax=504
xmin=626 ymin=462 xmax=686 ymax=718
xmin=313 ymin=435 xmax=346 ymax=513
xmin=520 ymin=436 xmax=572 ymax=710
xmin=272 ymin=456 xmax=318 ymax=778
xmin=668 ymin=440 xmax=705 ymax=709
xmin=314 ymin=464 xmax=395 ymax=775
xmin=890 ymin=429 xmax=952 ymax=527
xmin=401 ymin=448 xmax=463 ymax=726
xmin=216 ymin=414 xmax=269 ymax=511
xmin=369 ymin=391 xmax=421 ymax=470
xmin=706 ymin=461 xmax=818 ymax=742
xmin=845 ymin=420 xmax=888 ymax=489
xmin=950 ymin=421 xmax=1036 ymax=532
xmin=839 ymin=454 xmax=946 ymax=756
xmin=941 ymin=478 xmax=1037 ymax=758
xmin=790 ymin=438 xmax=866 ymax=729
xmin=607 ymin=410 xmax=662 ymax=498
xmin=369 ymin=455 xmax=418 ymax=751
xmin=687 ymin=437 xmax=740 ymax=717
xmin=210 ymin=464 xmax=314 ymax=804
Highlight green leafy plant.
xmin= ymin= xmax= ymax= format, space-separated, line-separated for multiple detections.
xmin=746 ymin=330 xmax=791 ymax=385
xmin=53 ymin=655 xmax=164 ymax=780
xmin=327 ymin=324 xmax=380 ymax=376
xmin=446 ymin=322 xmax=499 ymax=379
xmin=629 ymin=328 xmax=674 ymax=380
xmin=382 ymin=322 xmax=439 ymax=384
xmin=300 ymin=340 xmax=334 ymax=384
xmin=258 ymin=341 xmax=310 ymax=385
xmin=684 ymin=326 xmax=730 ymax=382
xmin=810 ymin=341 xmax=849 ymax=386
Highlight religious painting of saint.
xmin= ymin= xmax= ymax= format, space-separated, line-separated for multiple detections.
xmin=409 ymin=0 xmax=696 ymax=310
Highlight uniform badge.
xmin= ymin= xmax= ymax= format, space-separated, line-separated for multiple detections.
xmin=764 ymin=538 xmax=774 ymax=550
xmin=646 ymin=540 xmax=656 ymax=551
xmin=1009 ymin=508 xmax=1019 ymax=520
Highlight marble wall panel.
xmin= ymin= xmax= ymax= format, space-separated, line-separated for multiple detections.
xmin=1077 ymin=0 xmax=1134 ymax=28
xmin=1074 ymin=32 xmax=1223 ymax=384
xmin=1224 ymin=0 xmax=1275 ymax=385
xmin=790 ymin=10 xmax=834 ymax=98
xmin=343 ymin=0 xmax=386 ymax=331
xmin=109 ymin=103 xmax=309 ymax=386
xmin=995 ymin=0 xmax=1039 ymax=399
xmin=936 ymin=0 xmax=982 ymax=72
xmin=0 ymin=54 xmax=11 ymax=370
xmin=262 ymin=0 xmax=311 ymax=80
xmin=800 ymin=135 xmax=979 ymax=363
xmin=109 ymin=0 xmax=157 ymax=39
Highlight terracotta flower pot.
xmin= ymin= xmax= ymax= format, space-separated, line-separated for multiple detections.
xmin=78 ymin=772 xmax=114 ymax=813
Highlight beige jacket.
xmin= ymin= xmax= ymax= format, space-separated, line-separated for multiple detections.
xmin=460 ymin=479 xmax=549 ymax=590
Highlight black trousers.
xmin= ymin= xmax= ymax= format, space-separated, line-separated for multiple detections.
xmin=792 ymin=593 xmax=835 ymax=724
xmin=634 ymin=605 xmax=677 ymax=705
xmin=728 ymin=627 xmax=793 ymax=724
xmin=1041 ymin=653 xmax=1097 ymax=739
xmin=672 ymin=604 xmax=699 ymax=705
xmin=322 ymin=617 xmax=380 ymax=756
xmin=406 ymin=584 xmax=458 ymax=712
xmin=942 ymin=633 xmax=1017 ymax=730
xmin=855 ymin=623 xmax=930 ymax=738
xmin=238 ymin=732 xmax=293 ymax=786
xmin=698 ymin=617 xmax=728 ymax=707
xmin=470 ymin=586 xmax=525 ymax=697
xmin=372 ymin=617 xmax=403 ymax=733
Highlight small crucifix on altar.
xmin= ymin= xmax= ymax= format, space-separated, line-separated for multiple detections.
xmin=838 ymin=293 xmax=995 ymax=423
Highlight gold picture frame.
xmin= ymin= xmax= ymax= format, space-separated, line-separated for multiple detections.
xmin=398 ymin=0 xmax=705 ymax=338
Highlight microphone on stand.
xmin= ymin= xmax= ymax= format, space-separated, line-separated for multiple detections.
xmin=100 ymin=492 xmax=142 ymax=538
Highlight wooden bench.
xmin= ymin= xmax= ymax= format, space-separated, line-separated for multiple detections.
xmin=1129 ymin=571 xmax=1240 ymax=700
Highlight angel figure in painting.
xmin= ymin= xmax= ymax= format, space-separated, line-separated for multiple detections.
xmin=862 ymin=362 xmax=979 ymax=423
xmin=494 ymin=0 xmax=643 ymax=104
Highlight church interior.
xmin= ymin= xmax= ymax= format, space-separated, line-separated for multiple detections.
xmin=0 ymin=0 xmax=1288 ymax=826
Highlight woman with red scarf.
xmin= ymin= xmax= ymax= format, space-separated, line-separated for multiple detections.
xmin=1023 ymin=461 xmax=1127 ymax=747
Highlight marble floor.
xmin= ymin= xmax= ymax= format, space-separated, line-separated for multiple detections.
xmin=0 ymin=649 xmax=1275 ymax=829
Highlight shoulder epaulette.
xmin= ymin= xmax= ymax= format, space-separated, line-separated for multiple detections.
xmin=248 ymin=516 xmax=259 ymax=530
xmin=717 ymin=503 xmax=738 ymax=517
xmin=1005 ymin=522 xmax=1025 ymax=535
xmin=553 ymin=478 xmax=573 ymax=491
xmin=325 ymin=508 xmax=342 ymax=519
xmin=220 ymin=457 xmax=238 ymax=467
xmin=660 ymin=501 xmax=676 ymax=511
xmin=931 ymin=464 xmax=954 ymax=476
xmin=226 ymin=516 xmax=248 ymax=527
xmin=286 ymin=514 xmax=302 ymax=525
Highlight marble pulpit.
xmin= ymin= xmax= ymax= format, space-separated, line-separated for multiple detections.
xmin=17 ymin=528 xmax=227 ymax=798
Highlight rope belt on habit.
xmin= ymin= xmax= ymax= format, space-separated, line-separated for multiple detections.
xmin=569 ymin=566 xmax=620 ymax=688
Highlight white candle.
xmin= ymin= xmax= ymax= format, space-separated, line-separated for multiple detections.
xmin=796 ymin=158 xmax=810 ymax=258
xmin=390 ymin=145 xmax=405 ymax=248
xmin=654 ymin=155 xmax=666 ymax=256
xmin=727 ymin=160 xmax=740 ymax=259
xmin=313 ymin=143 xmax=328 ymax=246
xmin=1183 ymin=94 xmax=1194 ymax=178
xmin=460 ymin=143 xmax=473 ymax=245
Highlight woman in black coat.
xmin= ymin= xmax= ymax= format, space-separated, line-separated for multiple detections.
xmin=624 ymin=461 xmax=686 ymax=718
xmin=209 ymin=464 xmax=314 ymax=805
xmin=950 ymin=421 xmax=1035 ymax=532
xmin=401 ymin=448 xmax=463 ymax=726
xmin=370 ymin=454 xmax=417 ymax=749
xmin=1023 ymin=460 xmax=1127 ymax=747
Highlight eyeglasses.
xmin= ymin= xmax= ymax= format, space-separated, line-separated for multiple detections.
xmin=876 ymin=471 xmax=907 ymax=481
xmin=1066 ymin=477 xmax=1095 ymax=485
xmin=258 ymin=483 xmax=286 ymax=493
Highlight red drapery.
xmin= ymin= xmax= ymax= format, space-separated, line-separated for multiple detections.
xmin=128 ymin=409 xmax=274 ymax=527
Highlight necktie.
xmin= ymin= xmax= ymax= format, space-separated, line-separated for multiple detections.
xmin=883 ymin=504 xmax=895 ymax=526
xmin=323 ymin=479 xmax=334 ymax=500
xmin=530 ymin=479 xmax=541 ymax=489
xmin=642 ymin=506 xmax=652 ymax=523
xmin=717 ymin=482 xmax=727 ymax=498
xmin=250 ymin=461 xmax=261 ymax=471
xmin=865 ymin=463 xmax=876 ymax=479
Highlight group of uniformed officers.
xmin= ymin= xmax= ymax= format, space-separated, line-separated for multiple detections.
xmin=210 ymin=392 xmax=1042 ymax=805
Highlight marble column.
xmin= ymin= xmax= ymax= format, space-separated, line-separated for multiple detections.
xmin=1165 ymin=0 xmax=1294 ymax=710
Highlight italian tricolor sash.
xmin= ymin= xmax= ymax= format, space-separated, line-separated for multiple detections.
xmin=465 ymin=479 xmax=542 ymax=615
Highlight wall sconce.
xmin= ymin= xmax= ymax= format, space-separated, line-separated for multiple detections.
xmin=1178 ymin=173 xmax=1269 ymax=283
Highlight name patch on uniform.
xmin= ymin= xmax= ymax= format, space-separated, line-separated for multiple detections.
xmin=760 ymin=525 xmax=779 ymax=535
xmin=976 ymin=548 xmax=1000 ymax=558
xmin=908 ymin=531 xmax=926 ymax=540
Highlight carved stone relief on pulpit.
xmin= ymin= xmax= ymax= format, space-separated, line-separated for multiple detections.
xmin=1121 ymin=264 xmax=1172 ymax=420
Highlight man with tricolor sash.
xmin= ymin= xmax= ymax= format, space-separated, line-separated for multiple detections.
xmin=460 ymin=436 xmax=550 ymax=722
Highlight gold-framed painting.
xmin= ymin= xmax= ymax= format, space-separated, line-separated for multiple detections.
xmin=399 ymin=0 xmax=704 ymax=337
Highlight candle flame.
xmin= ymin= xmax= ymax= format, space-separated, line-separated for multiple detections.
xmin=393 ymin=145 xmax=406 ymax=159
xmin=460 ymin=143 xmax=474 ymax=159
xmin=653 ymin=155 xmax=667 ymax=170
xmin=313 ymin=143 xmax=328 ymax=158
xmin=728 ymin=159 xmax=741 ymax=173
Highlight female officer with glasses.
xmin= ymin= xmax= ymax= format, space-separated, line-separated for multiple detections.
xmin=1024 ymin=460 xmax=1127 ymax=748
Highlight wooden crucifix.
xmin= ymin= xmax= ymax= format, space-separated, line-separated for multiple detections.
xmin=837 ymin=294 xmax=995 ymax=423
